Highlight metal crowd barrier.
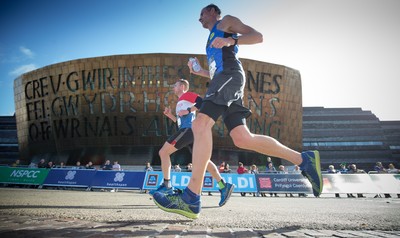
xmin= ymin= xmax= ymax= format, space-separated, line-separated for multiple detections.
xmin=0 ymin=166 xmax=399 ymax=194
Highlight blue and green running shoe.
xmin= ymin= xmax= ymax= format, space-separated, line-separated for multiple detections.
xmin=149 ymin=184 xmax=175 ymax=196
xmin=300 ymin=150 xmax=323 ymax=197
xmin=153 ymin=188 xmax=201 ymax=219
xmin=219 ymin=183 xmax=235 ymax=207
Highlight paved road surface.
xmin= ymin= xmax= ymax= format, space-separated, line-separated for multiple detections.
xmin=0 ymin=187 xmax=399 ymax=237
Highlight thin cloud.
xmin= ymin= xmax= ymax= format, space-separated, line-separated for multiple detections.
xmin=0 ymin=46 xmax=35 ymax=63
xmin=9 ymin=64 xmax=37 ymax=76
xmin=19 ymin=46 xmax=34 ymax=58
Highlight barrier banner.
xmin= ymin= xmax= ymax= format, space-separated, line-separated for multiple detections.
xmin=369 ymin=174 xmax=400 ymax=194
xmin=220 ymin=173 xmax=257 ymax=193
xmin=0 ymin=167 xmax=49 ymax=185
xmin=142 ymin=172 xmax=257 ymax=193
xmin=322 ymin=174 xmax=380 ymax=194
xmin=90 ymin=170 xmax=145 ymax=189
xmin=256 ymin=174 xmax=312 ymax=193
xmin=142 ymin=171 xmax=186 ymax=190
xmin=42 ymin=169 xmax=96 ymax=187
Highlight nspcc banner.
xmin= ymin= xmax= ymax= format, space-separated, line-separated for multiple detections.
xmin=0 ymin=167 xmax=49 ymax=185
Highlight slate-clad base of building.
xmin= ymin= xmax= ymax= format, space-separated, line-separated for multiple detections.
xmin=303 ymin=107 xmax=399 ymax=170
xmin=0 ymin=116 xmax=19 ymax=165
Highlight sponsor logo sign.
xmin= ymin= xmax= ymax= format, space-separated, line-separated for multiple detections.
xmin=256 ymin=174 xmax=312 ymax=193
xmin=0 ymin=167 xmax=49 ymax=185
xmin=90 ymin=170 xmax=145 ymax=189
xmin=42 ymin=168 xmax=96 ymax=187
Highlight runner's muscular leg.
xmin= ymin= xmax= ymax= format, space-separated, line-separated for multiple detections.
xmin=230 ymin=125 xmax=302 ymax=165
xmin=207 ymin=161 xmax=223 ymax=183
xmin=158 ymin=142 xmax=177 ymax=181
xmin=189 ymin=113 xmax=215 ymax=194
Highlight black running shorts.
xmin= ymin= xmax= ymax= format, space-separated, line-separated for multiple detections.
xmin=166 ymin=128 xmax=194 ymax=150
xmin=200 ymin=68 xmax=251 ymax=132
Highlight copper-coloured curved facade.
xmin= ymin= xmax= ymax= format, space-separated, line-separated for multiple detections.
xmin=14 ymin=53 xmax=302 ymax=166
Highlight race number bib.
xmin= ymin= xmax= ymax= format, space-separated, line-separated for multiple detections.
xmin=208 ymin=59 xmax=216 ymax=80
xmin=177 ymin=117 xmax=181 ymax=127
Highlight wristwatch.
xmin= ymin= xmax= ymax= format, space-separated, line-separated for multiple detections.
xmin=231 ymin=35 xmax=238 ymax=46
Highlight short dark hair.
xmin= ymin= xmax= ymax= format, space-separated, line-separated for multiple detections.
xmin=178 ymin=79 xmax=189 ymax=91
xmin=205 ymin=4 xmax=221 ymax=15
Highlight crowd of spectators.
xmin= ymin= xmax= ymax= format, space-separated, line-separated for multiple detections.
xmin=8 ymin=158 xmax=399 ymax=175
xmin=324 ymin=161 xmax=399 ymax=198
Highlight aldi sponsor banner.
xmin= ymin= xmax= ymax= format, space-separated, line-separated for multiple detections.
xmin=43 ymin=169 xmax=96 ymax=187
xmin=322 ymin=174 xmax=380 ymax=194
xmin=369 ymin=174 xmax=400 ymax=194
xmin=222 ymin=173 xmax=257 ymax=193
xmin=256 ymin=174 xmax=312 ymax=193
xmin=90 ymin=170 xmax=145 ymax=189
xmin=142 ymin=171 xmax=257 ymax=193
xmin=142 ymin=171 xmax=188 ymax=191
xmin=0 ymin=167 xmax=49 ymax=185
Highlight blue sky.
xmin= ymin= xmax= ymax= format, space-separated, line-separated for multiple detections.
xmin=1 ymin=0 xmax=399 ymax=120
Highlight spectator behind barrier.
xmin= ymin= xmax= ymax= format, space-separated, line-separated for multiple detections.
xmin=347 ymin=164 xmax=366 ymax=198
xmin=223 ymin=163 xmax=232 ymax=173
xmin=327 ymin=165 xmax=341 ymax=198
xmin=266 ymin=157 xmax=273 ymax=170
xmin=37 ymin=159 xmax=46 ymax=168
xmin=174 ymin=164 xmax=182 ymax=172
xmin=112 ymin=161 xmax=121 ymax=171
xmin=237 ymin=162 xmax=248 ymax=197
xmin=10 ymin=159 xmax=20 ymax=167
xmin=74 ymin=161 xmax=84 ymax=169
xmin=144 ymin=162 xmax=153 ymax=172
xmin=292 ymin=165 xmax=307 ymax=197
xmin=46 ymin=161 xmax=55 ymax=169
xmin=186 ymin=163 xmax=193 ymax=172
xmin=339 ymin=163 xmax=348 ymax=174
xmin=250 ymin=164 xmax=265 ymax=197
xmin=373 ymin=162 xmax=391 ymax=198
xmin=101 ymin=160 xmax=112 ymax=170
xmin=388 ymin=163 xmax=399 ymax=174
xmin=57 ymin=162 xmax=66 ymax=168
xmin=374 ymin=162 xmax=387 ymax=174
xmin=266 ymin=162 xmax=278 ymax=197
xmin=218 ymin=162 xmax=225 ymax=173
xmin=278 ymin=165 xmax=293 ymax=197
xmin=85 ymin=161 xmax=95 ymax=169
xmin=266 ymin=162 xmax=277 ymax=173
xmin=237 ymin=162 xmax=248 ymax=174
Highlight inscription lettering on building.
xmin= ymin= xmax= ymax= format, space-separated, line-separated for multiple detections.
xmin=14 ymin=54 xmax=302 ymax=160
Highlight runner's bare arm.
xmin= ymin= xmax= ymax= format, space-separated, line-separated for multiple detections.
xmin=163 ymin=106 xmax=177 ymax=123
